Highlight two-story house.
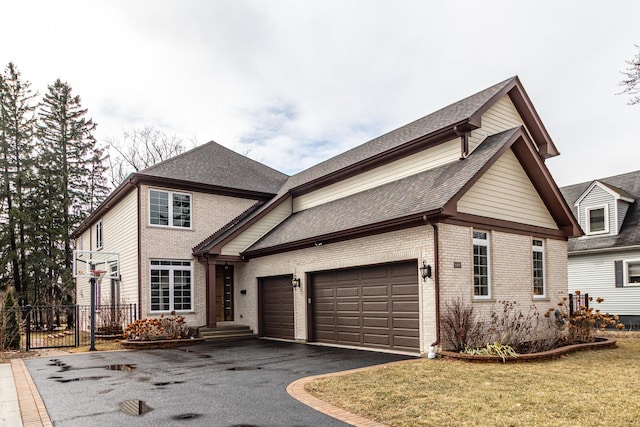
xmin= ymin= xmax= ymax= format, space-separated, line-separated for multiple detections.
xmin=73 ymin=76 xmax=581 ymax=355
xmin=561 ymin=170 xmax=640 ymax=329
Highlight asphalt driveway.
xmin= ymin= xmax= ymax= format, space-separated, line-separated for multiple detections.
xmin=25 ymin=339 xmax=415 ymax=427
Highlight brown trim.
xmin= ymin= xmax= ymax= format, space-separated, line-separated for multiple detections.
xmin=468 ymin=76 xmax=558 ymax=159
xmin=305 ymin=271 xmax=312 ymax=343
xmin=133 ymin=174 xmax=276 ymax=201
xmin=430 ymin=223 xmax=440 ymax=347
xmin=206 ymin=258 xmax=216 ymax=328
xmin=242 ymin=210 xmax=443 ymax=259
xmin=200 ymin=194 xmax=291 ymax=256
xmin=509 ymin=138 xmax=582 ymax=237
xmin=442 ymin=128 xmax=523 ymax=216
xmin=192 ymin=201 xmax=265 ymax=255
xmin=290 ymin=126 xmax=467 ymax=197
xmin=72 ymin=180 xmax=137 ymax=238
xmin=136 ymin=183 xmax=142 ymax=319
xmin=442 ymin=128 xmax=581 ymax=238
xmin=441 ymin=214 xmax=568 ymax=240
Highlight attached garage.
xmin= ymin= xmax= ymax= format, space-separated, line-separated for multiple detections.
xmin=259 ymin=275 xmax=295 ymax=340
xmin=310 ymin=260 xmax=420 ymax=352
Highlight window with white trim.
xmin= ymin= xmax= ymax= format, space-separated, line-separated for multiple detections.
xmin=149 ymin=189 xmax=191 ymax=228
xmin=625 ymin=260 xmax=640 ymax=286
xmin=473 ymin=230 xmax=491 ymax=298
xmin=150 ymin=260 xmax=192 ymax=312
xmin=532 ymin=239 xmax=546 ymax=297
xmin=586 ymin=205 xmax=608 ymax=235
xmin=95 ymin=220 xmax=103 ymax=249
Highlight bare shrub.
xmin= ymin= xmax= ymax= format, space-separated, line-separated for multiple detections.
xmin=441 ymin=299 xmax=483 ymax=351
xmin=123 ymin=312 xmax=188 ymax=341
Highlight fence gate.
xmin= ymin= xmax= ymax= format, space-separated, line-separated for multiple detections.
xmin=22 ymin=304 xmax=137 ymax=351
xmin=23 ymin=305 xmax=79 ymax=351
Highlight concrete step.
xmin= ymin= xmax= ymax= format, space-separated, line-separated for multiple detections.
xmin=198 ymin=325 xmax=256 ymax=342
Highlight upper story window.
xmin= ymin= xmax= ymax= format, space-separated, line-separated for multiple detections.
xmin=586 ymin=205 xmax=608 ymax=235
xmin=95 ymin=220 xmax=103 ymax=249
xmin=149 ymin=189 xmax=192 ymax=228
xmin=532 ymin=239 xmax=545 ymax=297
xmin=473 ymin=230 xmax=491 ymax=299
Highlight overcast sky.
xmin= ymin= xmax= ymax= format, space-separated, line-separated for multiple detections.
xmin=1 ymin=0 xmax=638 ymax=186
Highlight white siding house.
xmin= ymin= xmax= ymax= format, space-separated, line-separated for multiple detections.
xmin=561 ymin=171 xmax=640 ymax=329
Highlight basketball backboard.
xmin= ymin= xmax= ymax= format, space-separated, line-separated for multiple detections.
xmin=73 ymin=250 xmax=120 ymax=279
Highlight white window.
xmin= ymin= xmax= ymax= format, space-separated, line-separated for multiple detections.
xmin=473 ymin=230 xmax=491 ymax=299
xmin=586 ymin=205 xmax=609 ymax=235
xmin=532 ymin=239 xmax=546 ymax=297
xmin=150 ymin=260 xmax=193 ymax=312
xmin=95 ymin=220 xmax=103 ymax=249
xmin=149 ymin=189 xmax=191 ymax=228
xmin=625 ymin=260 xmax=640 ymax=286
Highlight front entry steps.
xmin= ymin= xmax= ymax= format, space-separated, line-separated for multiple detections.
xmin=198 ymin=325 xmax=256 ymax=342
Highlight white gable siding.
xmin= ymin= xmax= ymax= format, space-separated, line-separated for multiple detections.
xmin=75 ymin=189 xmax=138 ymax=306
xmin=221 ymin=197 xmax=293 ymax=255
xmin=469 ymin=95 xmax=529 ymax=152
xmin=577 ymin=185 xmax=616 ymax=234
xmin=568 ymin=250 xmax=640 ymax=315
xmin=292 ymin=139 xmax=460 ymax=213
xmin=457 ymin=149 xmax=558 ymax=229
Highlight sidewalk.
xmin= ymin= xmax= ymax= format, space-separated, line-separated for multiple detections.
xmin=0 ymin=362 xmax=22 ymax=427
xmin=0 ymin=360 xmax=52 ymax=427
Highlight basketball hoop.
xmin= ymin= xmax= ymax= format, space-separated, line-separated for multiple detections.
xmin=90 ymin=270 xmax=107 ymax=282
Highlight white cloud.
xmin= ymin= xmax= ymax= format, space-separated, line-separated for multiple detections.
xmin=1 ymin=0 xmax=639 ymax=184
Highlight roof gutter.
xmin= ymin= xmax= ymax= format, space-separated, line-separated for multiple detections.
xmin=453 ymin=125 xmax=471 ymax=159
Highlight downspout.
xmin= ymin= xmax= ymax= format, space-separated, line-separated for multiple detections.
xmin=136 ymin=180 xmax=142 ymax=320
xmin=430 ymin=222 xmax=441 ymax=351
xmin=453 ymin=125 xmax=470 ymax=159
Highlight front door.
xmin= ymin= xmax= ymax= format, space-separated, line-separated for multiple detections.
xmin=215 ymin=264 xmax=234 ymax=322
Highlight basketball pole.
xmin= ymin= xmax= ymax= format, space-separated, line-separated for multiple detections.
xmin=89 ymin=275 xmax=96 ymax=351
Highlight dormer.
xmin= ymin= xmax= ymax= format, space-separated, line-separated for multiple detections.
xmin=574 ymin=181 xmax=635 ymax=236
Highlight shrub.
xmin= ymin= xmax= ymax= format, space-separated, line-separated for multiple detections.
xmin=441 ymin=299 xmax=483 ymax=351
xmin=1 ymin=290 xmax=21 ymax=350
xmin=123 ymin=312 xmax=188 ymax=341
xmin=442 ymin=299 xmax=563 ymax=354
xmin=461 ymin=342 xmax=518 ymax=362
xmin=550 ymin=291 xmax=624 ymax=344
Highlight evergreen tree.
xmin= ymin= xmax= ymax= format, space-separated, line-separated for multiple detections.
xmin=1 ymin=288 xmax=21 ymax=350
xmin=38 ymin=79 xmax=104 ymax=299
xmin=0 ymin=63 xmax=37 ymax=297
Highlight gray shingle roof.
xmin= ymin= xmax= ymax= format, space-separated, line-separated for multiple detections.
xmin=560 ymin=170 xmax=640 ymax=252
xmin=282 ymin=77 xmax=517 ymax=190
xmin=137 ymin=140 xmax=288 ymax=195
xmin=245 ymin=128 xmax=519 ymax=253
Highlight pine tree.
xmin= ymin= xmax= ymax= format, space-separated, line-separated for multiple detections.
xmin=1 ymin=288 xmax=21 ymax=350
xmin=0 ymin=63 xmax=37 ymax=297
xmin=38 ymin=79 xmax=104 ymax=300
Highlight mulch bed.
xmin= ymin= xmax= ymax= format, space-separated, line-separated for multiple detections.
xmin=440 ymin=337 xmax=617 ymax=363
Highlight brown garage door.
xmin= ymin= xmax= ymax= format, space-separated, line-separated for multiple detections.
xmin=311 ymin=261 xmax=419 ymax=352
xmin=259 ymin=275 xmax=294 ymax=340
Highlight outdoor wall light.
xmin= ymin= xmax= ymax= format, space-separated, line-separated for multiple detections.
xmin=420 ymin=261 xmax=432 ymax=281
xmin=292 ymin=276 xmax=301 ymax=288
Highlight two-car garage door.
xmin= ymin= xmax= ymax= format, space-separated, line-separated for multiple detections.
xmin=311 ymin=261 xmax=420 ymax=353
xmin=259 ymin=261 xmax=420 ymax=352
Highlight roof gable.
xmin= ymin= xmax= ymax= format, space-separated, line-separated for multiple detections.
xmin=574 ymin=181 xmax=635 ymax=206
xmin=561 ymin=170 xmax=640 ymax=253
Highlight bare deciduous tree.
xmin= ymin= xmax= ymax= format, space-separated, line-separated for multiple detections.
xmin=620 ymin=45 xmax=640 ymax=105
xmin=107 ymin=126 xmax=185 ymax=187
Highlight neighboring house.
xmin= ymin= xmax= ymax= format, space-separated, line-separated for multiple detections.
xmin=561 ymin=170 xmax=640 ymax=329
xmin=73 ymin=76 xmax=580 ymax=355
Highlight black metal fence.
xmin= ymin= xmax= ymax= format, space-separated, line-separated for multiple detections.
xmin=12 ymin=304 xmax=137 ymax=351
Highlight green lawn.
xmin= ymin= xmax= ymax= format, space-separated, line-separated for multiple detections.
xmin=306 ymin=336 xmax=640 ymax=426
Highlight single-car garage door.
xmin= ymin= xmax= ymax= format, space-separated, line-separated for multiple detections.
xmin=311 ymin=261 xmax=419 ymax=352
xmin=259 ymin=275 xmax=295 ymax=340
